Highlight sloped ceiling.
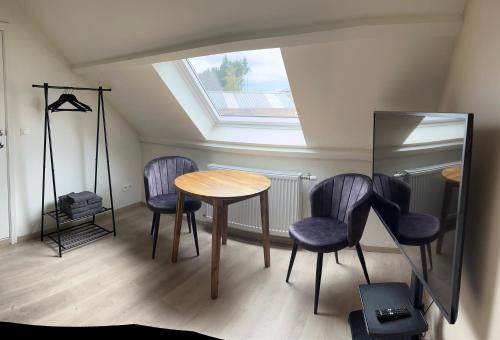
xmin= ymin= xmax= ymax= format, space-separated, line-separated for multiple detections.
xmin=284 ymin=36 xmax=457 ymax=149
xmin=18 ymin=0 xmax=466 ymax=149
xmin=19 ymin=0 xmax=465 ymax=66
xmin=80 ymin=64 xmax=205 ymax=141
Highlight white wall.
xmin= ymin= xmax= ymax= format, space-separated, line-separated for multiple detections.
xmin=425 ymin=0 xmax=500 ymax=338
xmin=141 ymin=142 xmax=396 ymax=249
xmin=283 ymin=36 xmax=457 ymax=149
xmin=0 ymin=0 xmax=143 ymax=238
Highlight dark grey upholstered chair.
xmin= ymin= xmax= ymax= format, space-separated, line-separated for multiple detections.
xmin=144 ymin=156 xmax=202 ymax=259
xmin=372 ymin=174 xmax=440 ymax=281
xmin=286 ymin=174 xmax=372 ymax=314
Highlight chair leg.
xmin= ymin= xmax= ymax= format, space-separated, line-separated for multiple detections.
xmin=314 ymin=253 xmax=324 ymax=315
xmin=426 ymin=243 xmax=433 ymax=270
xmin=436 ymin=234 xmax=444 ymax=254
xmin=286 ymin=243 xmax=298 ymax=283
xmin=191 ymin=212 xmax=199 ymax=256
xmin=150 ymin=213 xmax=158 ymax=236
xmin=186 ymin=212 xmax=192 ymax=234
xmin=420 ymin=245 xmax=428 ymax=281
xmin=334 ymin=251 xmax=339 ymax=264
xmin=355 ymin=243 xmax=370 ymax=284
xmin=152 ymin=214 xmax=161 ymax=259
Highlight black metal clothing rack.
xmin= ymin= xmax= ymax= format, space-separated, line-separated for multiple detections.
xmin=33 ymin=83 xmax=116 ymax=257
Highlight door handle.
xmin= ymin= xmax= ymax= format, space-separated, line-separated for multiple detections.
xmin=0 ymin=130 xmax=4 ymax=136
xmin=0 ymin=142 xmax=4 ymax=149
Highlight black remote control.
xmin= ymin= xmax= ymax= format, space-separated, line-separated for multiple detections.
xmin=375 ymin=307 xmax=410 ymax=322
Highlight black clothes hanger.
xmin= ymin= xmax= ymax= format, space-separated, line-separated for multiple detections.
xmin=49 ymin=93 xmax=92 ymax=112
xmin=48 ymin=91 xmax=92 ymax=112
xmin=65 ymin=94 xmax=92 ymax=111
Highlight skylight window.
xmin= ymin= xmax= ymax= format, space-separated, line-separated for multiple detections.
xmin=153 ymin=48 xmax=305 ymax=146
xmin=186 ymin=48 xmax=297 ymax=119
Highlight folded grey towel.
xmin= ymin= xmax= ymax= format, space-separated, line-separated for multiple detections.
xmin=69 ymin=206 xmax=103 ymax=219
xmin=87 ymin=196 xmax=103 ymax=205
xmin=61 ymin=202 xmax=102 ymax=216
xmin=58 ymin=196 xmax=88 ymax=209
xmin=59 ymin=192 xmax=103 ymax=206
xmin=67 ymin=191 xmax=98 ymax=203
xmin=58 ymin=193 xmax=73 ymax=202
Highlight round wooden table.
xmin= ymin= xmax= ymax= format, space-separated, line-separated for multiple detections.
xmin=441 ymin=165 xmax=461 ymax=184
xmin=437 ymin=165 xmax=462 ymax=253
xmin=172 ymin=170 xmax=272 ymax=299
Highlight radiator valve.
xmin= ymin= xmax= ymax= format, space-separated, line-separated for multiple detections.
xmin=300 ymin=173 xmax=317 ymax=181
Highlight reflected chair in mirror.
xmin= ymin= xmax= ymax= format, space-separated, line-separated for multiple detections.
xmin=286 ymin=174 xmax=372 ymax=314
xmin=372 ymin=174 xmax=440 ymax=281
xmin=144 ymin=156 xmax=201 ymax=259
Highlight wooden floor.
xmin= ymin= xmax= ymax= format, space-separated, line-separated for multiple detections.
xmin=0 ymin=205 xmax=411 ymax=339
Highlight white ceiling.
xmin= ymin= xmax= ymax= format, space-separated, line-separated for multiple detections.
xmin=284 ymin=36 xmax=457 ymax=148
xmin=18 ymin=0 xmax=467 ymax=149
xmin=20 ymin=0 xmax=465 ymax=66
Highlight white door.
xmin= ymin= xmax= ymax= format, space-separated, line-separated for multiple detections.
xmin=0 ymin=31 xmax=10 ymax=240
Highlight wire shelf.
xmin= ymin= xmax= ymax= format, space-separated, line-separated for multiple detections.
xmin=45 ymin=206 xmax=111 ymax=225
xmin=45 ymin=222 xmax=112 ymax=252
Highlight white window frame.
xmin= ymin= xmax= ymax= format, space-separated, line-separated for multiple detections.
xmin=175 ymin=59 xmax=301 ymax=130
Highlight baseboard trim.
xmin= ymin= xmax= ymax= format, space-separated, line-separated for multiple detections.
xmin=116 ymin=201 xmax=146 ymax=210
xmin=0 ymin=232 xmax=36 ymax=247
xmin=2 ymin=202 xmax=400 ymax=256
xmin=361 ymin=244 xmax=400 ymax=254
xmin=0 ymin=202 xmax=145 ymax=248
xmin=196 ymin=217 xmax=399 ymax=253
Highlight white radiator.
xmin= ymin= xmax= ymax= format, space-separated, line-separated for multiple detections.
xmin=204 ymin=164 xmax=308 ymax=235
xmin=396 ymin=162 xmax=460 ymax=217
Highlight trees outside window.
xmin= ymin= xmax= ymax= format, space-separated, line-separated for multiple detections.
xmin=197 ymin=56 xmax=250 ymax=91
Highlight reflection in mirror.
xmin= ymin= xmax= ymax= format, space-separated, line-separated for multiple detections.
xmin=373 ymin=113 xmax=466 ymax=314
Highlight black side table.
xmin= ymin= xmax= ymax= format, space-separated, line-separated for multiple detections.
xmin=349 ymin=283 xmax=428 ymax=339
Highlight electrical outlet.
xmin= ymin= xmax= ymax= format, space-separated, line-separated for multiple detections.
xmin=122 ymin=184 xmax=133 ymax=192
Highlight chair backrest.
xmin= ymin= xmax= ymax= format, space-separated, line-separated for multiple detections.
xmin=310 ymin=174 xmax=372 ymax=246
xmin=144 ymin=156 xmax=199 ymax=201
xmin=372 ymin=174 xmax=411 ymax=214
